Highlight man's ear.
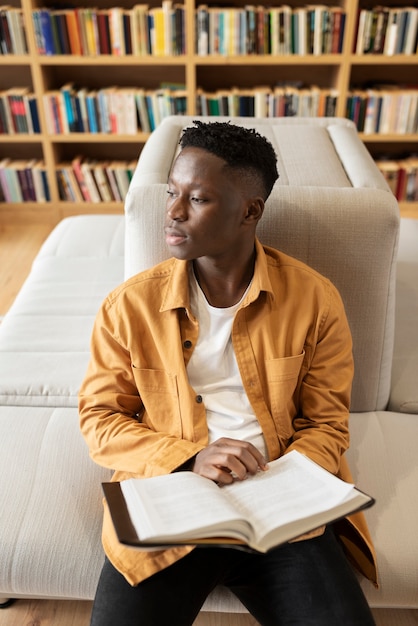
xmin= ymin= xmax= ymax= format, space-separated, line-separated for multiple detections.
xmin=245 ymin=197 xmax=264 ymax=223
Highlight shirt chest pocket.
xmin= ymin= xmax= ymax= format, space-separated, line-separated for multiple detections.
xmin=265 ymin=351 xmax=305 ymax=439
xmin=131 ymin=366 xmax=182 ymax=437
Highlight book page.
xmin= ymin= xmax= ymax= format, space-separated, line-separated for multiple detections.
xmin=121 ymin=471 xmax=251 ymax=543
xmin=222 ymin=450 xmax=355 ymax=543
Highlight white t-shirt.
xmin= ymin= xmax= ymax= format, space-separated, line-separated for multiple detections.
xmin=187 ymin=269 xmax=268 ymax=459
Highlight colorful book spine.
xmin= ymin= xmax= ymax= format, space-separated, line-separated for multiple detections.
xmin=195 ymin=4 xmax=346 ymax=55
xmin=0 ymin=90 xmax=40 ymax=134
xmin=53 ymin=158 xmax=137 ymax=202
xmin=346 ymin=87 xmax=418 ymax=134
xmin=355 ymin=6 xmax=418 ymax=55
xmin=29 ymin=5 xmax=185 ymax=56
xmin=0 ymin=8 xmax=28 ymax=54
xmin=0 ymin=160 xmax=50 ymax=203
xmin=195 ymin=85 xmax=339 ymax=117
xmin=41 ymin=85 xmax=187 ymax=135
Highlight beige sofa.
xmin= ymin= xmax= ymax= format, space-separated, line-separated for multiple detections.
xmin=0 ymin=116 xmax=417 ymax=625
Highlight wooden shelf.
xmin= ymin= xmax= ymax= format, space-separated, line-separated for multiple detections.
xmin=359 ymin=134 xmax=418 ymax=143
xmin=37 ymin=55 xmax=188 ymax=66
xmin=0 ymin=0 xmax=417 ymax=222
xmin=194 ymin=54 xmax=344 ymax=65
xmin=47 ymin=134 xmax=150 ymax=144
xmin=350 ymin=54 xmax=418 ymax=65
xmin=399 ymin=202 xmax=418 ymax=219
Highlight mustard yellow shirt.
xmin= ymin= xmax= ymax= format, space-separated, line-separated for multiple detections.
xmin=79 ymin=239 xmax=377 ymax=586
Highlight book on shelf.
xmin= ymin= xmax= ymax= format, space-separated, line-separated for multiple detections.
xmin=103 ymin=450 xmax=374 ymax=553
xmin=0 ymin=159 xmax=50 ymax=203
xmin=0 ymin=89 xmax=40 ymax=135
xmin=109 ymin=7 xmax=125 ymax=55
xmin=403 ymin=157 xmax=418 ymax=201
xmin=31 ymin=4 xmax=185 ymax=57
xmin=80 ymin=159 xmax=101 ymax=202
xmin=355 ymin=7 xmax=418 ymax=55
xmin=41 ymin=84 xmax=186 ymax=135
xmin=32 ymin=162 xmax=51 ymax=202
xmin=60 ymin=157 xmax=136 ymax=203
xmin=71 ymin=156 xmax=92 ymax=201
xmin=105 ymin=164 xmax=123 ymax=201
xmin=56 ymin=166 xmax=83 ymax=202
xmin=195 ymin=85 xmax=338 ymax=119
xmin=194 ymin=4 xmax=346 ymax=56
xmin=346 ymin=85 xmax=418 ymax=134
xmin=0 ymin=159 xmax=21 ymax=202
xmin=93 ymin=162 xmax=114 ymax=202
xmin=377 ymin=156 xmax=418 ymax=202
xmin=131 ymin=4 xmax=151 ymax=55
xmin=12 ymin=160 xmax=35 ymax=202
xmin=0 ymin=7 xmax=28 ymax=55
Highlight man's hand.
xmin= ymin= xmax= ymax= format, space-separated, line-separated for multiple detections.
xmin=192 ymin=438 xmax=268 ymax=485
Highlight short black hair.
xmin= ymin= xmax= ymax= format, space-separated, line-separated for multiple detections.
xmin=179 ymin=120 xmax=279 ymax=200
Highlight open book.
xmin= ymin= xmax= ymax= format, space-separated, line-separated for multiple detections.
xmin=103 ymin=450 xmax=374 ymax=553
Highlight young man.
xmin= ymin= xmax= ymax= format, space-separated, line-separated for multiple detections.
xmin=79 ymin=121 xmax=377 ymax=625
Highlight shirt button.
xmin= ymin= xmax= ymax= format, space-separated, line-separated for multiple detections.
xmin=195 ymin=395 xmax=203 ymax=404
xmin=183 ymin=340 xmax=192 ymax=349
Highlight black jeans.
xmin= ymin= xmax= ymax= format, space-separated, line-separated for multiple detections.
xmin=90 ymin=526 xmax=375 ymax=626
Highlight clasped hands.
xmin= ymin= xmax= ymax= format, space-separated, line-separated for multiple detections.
xmin=191 ymin=437 xmax=268 ymax=485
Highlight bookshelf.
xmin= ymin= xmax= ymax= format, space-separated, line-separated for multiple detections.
xmin=0 ymin=0 xmax=417 ymax=224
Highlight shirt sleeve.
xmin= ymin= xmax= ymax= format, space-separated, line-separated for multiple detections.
xmin=78 ymin=298 xmax=203 ymax=478
xmin=285 ymin=281 xmax=353 ymax=476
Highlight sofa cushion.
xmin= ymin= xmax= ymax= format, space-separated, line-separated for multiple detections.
xmin=0 ymin=215 xmax=125 ymax=407
xmin=124 ymin=116 xmax=400 ymax=413
xmin=201 ymin=410 xmax=418 ymax=612
xmin=347 ymin=411 xmax=418 ymax=608
xmin=388 ymin=218 xmax=418 ymax=414
xmin=204 ymin=411 xmax=418 ymax=613
xmin=1 ymin=406 xmax=415 ymax=609
xmin=0 ymin=406 xmax=112 ymax=599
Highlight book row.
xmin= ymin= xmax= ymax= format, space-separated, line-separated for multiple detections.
xmin=195 ymin=5 xmax=345 ymax=56
xmin=2 ymin=154 xmax=417 ymax=204
xmin=32 ymin=3 xmax=185 ymax=57
xmin=195 ymin=85 xmax=338 ymax=118
xmin=0 ymin=159 xmax=50 ymax=203
xmin=3 ymin=4 xmax=418 ymax=58
xmin=0 ymin=88 xmax=40 ymax=134
xmin=355 ymin=6 xmax=418 ymax=56
xmin=43 ymin=84 xmax=187 ymax=135
xmin=0 ymin=157 xmax=136 ymax=203
xmin=56 ymin=158 xmax=137 ymax=203
xmin=377 ymin=156 xmax=418 ymax=201
xmin=3 ymin=84 xmax=417 ymax=136
xmin=0 ymin=7 xmax=27 ymax=54
xmin=346 ymin=88 xmax=418 ymax=134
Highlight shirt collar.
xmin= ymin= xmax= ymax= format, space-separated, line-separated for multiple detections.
xmin=160 ymin=238 xmax=275 ymax=313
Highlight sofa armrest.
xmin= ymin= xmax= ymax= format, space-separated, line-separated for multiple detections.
xmin=389 ymin=218 xmax=418 ymax=414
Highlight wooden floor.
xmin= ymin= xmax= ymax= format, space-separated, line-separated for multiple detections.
xmin=1 ymin=223 xmax=418 ymax=626
xmin=0 ymin=222 xmax=54 ymax=316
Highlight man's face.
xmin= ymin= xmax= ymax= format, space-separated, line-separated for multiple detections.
xmin=164 ymin=147 xmax=249 ymax=262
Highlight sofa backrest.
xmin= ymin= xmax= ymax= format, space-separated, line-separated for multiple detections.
xmin=124 ymin=116 xmax=400 ymax=413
